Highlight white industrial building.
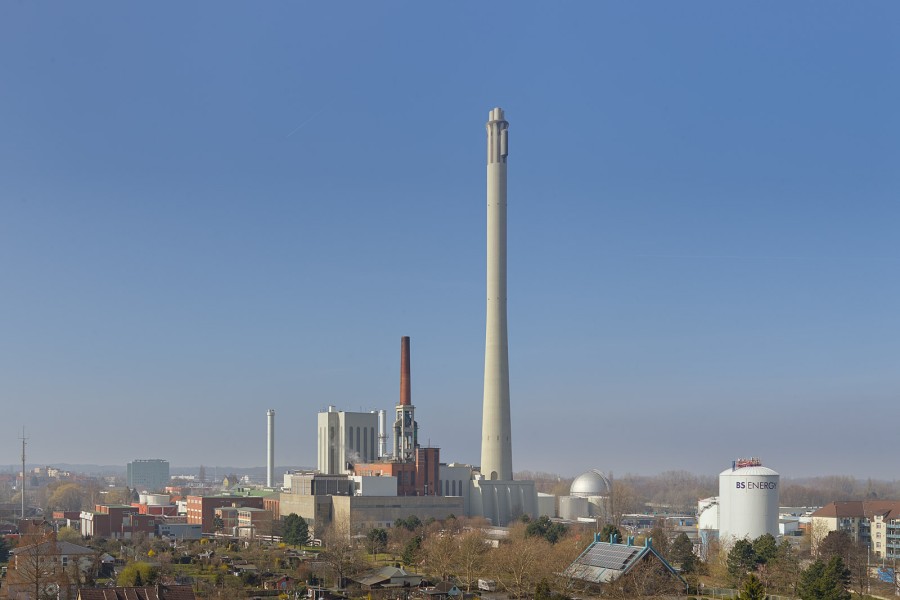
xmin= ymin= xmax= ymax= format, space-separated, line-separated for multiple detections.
xmin=350 ymin=474 xmax=398 ymax=496
xmin=317 ymin=406 xmax=379 ymax=474
xmin=698 ymin=458 xmax=780 ymax=548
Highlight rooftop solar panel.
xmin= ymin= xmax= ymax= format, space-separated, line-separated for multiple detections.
xmin=577 ymin=544 xmax=641 ymax=571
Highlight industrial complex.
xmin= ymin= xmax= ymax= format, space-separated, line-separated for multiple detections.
xmin=266 ymin=108 xmax=537 ymax=533
xmin=76 ymin=110 xmax=794 ymax=552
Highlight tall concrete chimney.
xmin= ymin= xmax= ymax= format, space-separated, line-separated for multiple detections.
xmin=266 ymin=409 xmax=275 ymax=488
xmin=481 ymin=107 xmax=513 ymax=481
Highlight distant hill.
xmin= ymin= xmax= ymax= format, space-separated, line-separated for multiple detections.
xmin=0 ymin=464 xmax=313 ymax=478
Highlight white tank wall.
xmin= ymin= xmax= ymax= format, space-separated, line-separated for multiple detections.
xmin=697 ymin=496 xmax=719 ymax=530
xmin=586 ymin=495 xmax=607 ymax=518
xmin=559 ymin=496 xmax=590 ymax=521
xmin=719 ymin=465 xmax=779 ymax=543
xmin=139 ymin=493 xmax=170 ymax=506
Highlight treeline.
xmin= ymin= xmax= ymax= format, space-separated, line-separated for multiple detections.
xmin=518 ymin=469 xmax=900 ymax=512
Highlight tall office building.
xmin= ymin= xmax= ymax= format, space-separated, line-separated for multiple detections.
xmin=127 ymin=459 xmax=170 ymax=492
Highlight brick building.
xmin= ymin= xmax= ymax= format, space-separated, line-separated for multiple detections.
xmin=186 ymin=495 xmax=265 ymax=534
xmin=353 ymin=447 xmax=440 ymax=496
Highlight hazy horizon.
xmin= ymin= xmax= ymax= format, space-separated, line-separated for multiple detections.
xmin=2 ymin=3 xmax=898 ymax=481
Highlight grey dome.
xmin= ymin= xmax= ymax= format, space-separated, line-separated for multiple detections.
xmin=571 ymin=470 xmax=611 ymax=497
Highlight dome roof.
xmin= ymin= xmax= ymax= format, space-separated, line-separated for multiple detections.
xmin=570 ymin=470 xmax=611 ymax=497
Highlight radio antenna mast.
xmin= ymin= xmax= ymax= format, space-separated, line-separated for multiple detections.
xmin=19 ymin=427 xmax=27 ymax=520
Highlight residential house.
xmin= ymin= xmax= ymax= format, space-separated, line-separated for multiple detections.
xmin=77 ymin=584 xmax=196 ymax=600
xmin=810 ymin=500 xmax=900 ymax=559
xmin=565 ymin=533 xmax=686 ymax=594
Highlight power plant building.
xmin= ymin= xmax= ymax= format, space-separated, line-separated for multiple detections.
xmin=317 ymin=407 xmax=379 ymax=474
xmin=698 ymin=458 xmax=780 ymax=547
xmin=279 ymin=471 xmax=462 ymax=535
xmin=301 ymin=108 xmax=543 ymax=530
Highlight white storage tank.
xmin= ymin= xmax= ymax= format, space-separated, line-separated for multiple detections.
xmin=559 ymin=496 xmax=590 ymax=521
xmin=719 ymin=458 xmax=779 ymax=544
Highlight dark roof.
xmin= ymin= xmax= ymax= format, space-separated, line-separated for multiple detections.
xmin=565 ymin=534 xmax=686 ymax=585
xmin=12 ymin=541 xmax=96 ymax=556
xmin=353 ymin=566 xmax=422 ymax=588
xmin=77 ymin=585 xmax=197 ymax=600
xmin=812 ymin=501 xmax=900 ymax=520
xmin=423 ymin=582 xmax=462 ymax=596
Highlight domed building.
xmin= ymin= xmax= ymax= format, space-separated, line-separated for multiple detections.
xmin=559 ymin=469 xmax=611 ymax=521
xmin=570 ymin=470 xmax=612 ymax=498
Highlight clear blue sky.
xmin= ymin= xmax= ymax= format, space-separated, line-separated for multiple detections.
xmin=2 ymin=2 xmax=898 ymax=479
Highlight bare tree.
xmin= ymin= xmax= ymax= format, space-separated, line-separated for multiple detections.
xmin=455 ymin=529 xmax=489 ymax=592
xmin=487 ymin=525 xmax=553 ymax=597
xmin=319 ymin=523 xmax=364 ymax=588
xmin=808 ymin=519 xmax=832 ymax=559
xmin=604 ymin=558 xmax=684 ymax=599
xmin=608 ymin=474 xmax=641 ymax=527
xmin=421 ymin=530 xmax=457 ymax=582
xmin=6 ymin=528 xmax=74 ymax=600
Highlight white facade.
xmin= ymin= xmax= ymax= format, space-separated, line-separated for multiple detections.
xmin=350 ymin=475 xmax=398 ymax=496
xmin=468 ymin=476 xmax=537 ymax=526
xmin=139 ymin=493 xmax=170 ymax=506
xmin=317 ymin=406 xmax=379 ymax=475
xmin=266 ymin=409 xmax=275 ymax=488
xmin=440 ymin=463 xmax=474 ymax=516
xmin=718 ymin=462 xmax=779 ymax=543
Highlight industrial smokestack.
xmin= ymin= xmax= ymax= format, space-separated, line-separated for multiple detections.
xmin=480 ymin=107 xmax=513 ymax=482
xmin=400 ymin=336 xmax=411 ymax=406
xmin=266 ymin=409 xmax=275 ymax=488
xmin=377 ymin=409 xmax=387 ymax=458
xmin=394 ymin=336 xmax=418 ymax=461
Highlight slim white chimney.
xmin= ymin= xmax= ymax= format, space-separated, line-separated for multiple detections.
xmin=481 ymin=107 xmax=513 ymax=481
xmin=266 ymin=409 xmax=275 ymax=488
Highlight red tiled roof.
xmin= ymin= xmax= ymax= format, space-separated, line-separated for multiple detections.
xmin=77 ymin=585 xmax=196 ymax=600
xmin=812 ymin=501 xmax=900 ymax=520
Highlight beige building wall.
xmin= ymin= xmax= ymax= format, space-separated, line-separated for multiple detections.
xmin=331 ymin=495 xmax=463 ymax=534
xmin=279 ymin=493 xmax=333 ymax=538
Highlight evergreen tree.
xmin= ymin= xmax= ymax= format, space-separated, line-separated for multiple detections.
xmin=525 ymin=515 xmax=568 ymax=544
xmin=768 ymin=540 xmax=800 ymax=595
xmin=366 ymin=528 xmax=388 ymax=555
xmin=599 ymin=524 xmax=623 ymax=543
xmin=797 ymin=557 xmax=851 ymax=600
xmin=669 ymin=532 xmax=696 ymax=573
xmin=394 ymin=515 xmax=422 ymax=532
xmin=282 ymin=513 xmax=310 ymax=546
xmin=0 ymin=535 xmax=9 ymax=562
xmin=402 ymin=535 xmax=422 ymax=566
xmin=752 ymin=534 xmax=778 ymax=564
xmin=727 ymin=539 xmax=759 ymax=585
xmin=738 ymin=573 xmax=767 ymax=600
